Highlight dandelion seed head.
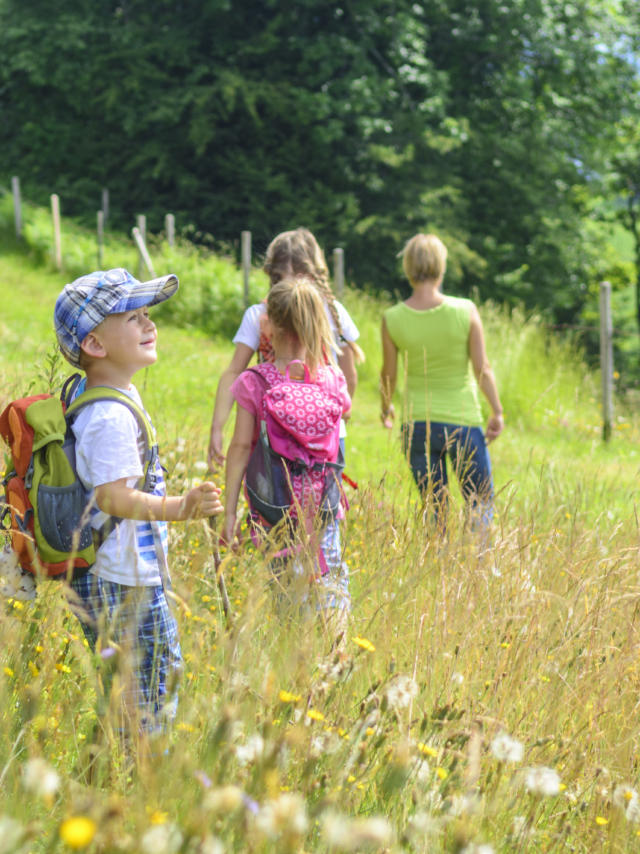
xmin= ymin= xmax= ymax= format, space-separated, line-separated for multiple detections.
xmin=140 ymin=822 xmax=183 ymax=854
xmin=198 ymin=835 xmax=224 ymax=854
xmin=22 ymin=757 xmax=61 ymax=800
xmin=524 ymin=766 xmax=561 ymax=797
xmin=203 ymin=785 xmax=243 ymax=814
xmin=385 ymin=674 xmax=418 ymax=709
xmin=235 ymin=734 xmax=264 ymax=766
xmin=0 ymin=815 xmax=26 ymax=854
xmin=322 ymin=811 xmax=393 ymax=850
xmin=491 ymin=731 xmax=524 ymax=763
xmin=253 ymin=793 xmax=308 ymax=839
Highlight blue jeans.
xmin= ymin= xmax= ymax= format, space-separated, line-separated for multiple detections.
xmin=401 ymin=421 xmax=494 ymax=528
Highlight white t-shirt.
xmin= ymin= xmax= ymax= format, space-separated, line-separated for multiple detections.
xmin=233 ymin=300 xmax=360 ymax=360
xmin=233 ymin=300 xmax=359 ymax=439
xmin=72 ymin=385 xmax=169 ymax=586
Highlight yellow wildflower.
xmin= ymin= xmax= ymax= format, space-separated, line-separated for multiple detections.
xmin=353 ymin=636 xmax=375 ymax=652
xmin=59 ymin=816 xmax=97 ymax=849
xmin=307 ymin=709 xmax=325 ymax=722
xmin=279 ymin=690 xmax=302 ymax=703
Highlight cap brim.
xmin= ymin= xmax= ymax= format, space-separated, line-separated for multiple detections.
xmin=112 ymin=274 xmax=179 ymax=313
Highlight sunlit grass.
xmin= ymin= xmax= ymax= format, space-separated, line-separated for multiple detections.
xmin=3 ymin=206 xmax=640 ymax=852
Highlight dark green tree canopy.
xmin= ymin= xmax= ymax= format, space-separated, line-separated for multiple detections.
xmin=1 ymin=0 xmax=637 ymax=318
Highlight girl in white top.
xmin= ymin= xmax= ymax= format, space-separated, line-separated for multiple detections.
xmin=208 ymin=228 xmax=361 ymax=467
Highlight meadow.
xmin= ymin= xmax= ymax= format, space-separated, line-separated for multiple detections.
xmin=2 ymin=197 xmax=640 ymax=853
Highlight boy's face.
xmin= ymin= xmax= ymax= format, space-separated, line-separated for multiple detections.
xmin=84 ymin=307 xmax=158 ymax=374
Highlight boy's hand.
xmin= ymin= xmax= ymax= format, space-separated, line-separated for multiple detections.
xmin=180 ymin=482 xmax=223 ymax=520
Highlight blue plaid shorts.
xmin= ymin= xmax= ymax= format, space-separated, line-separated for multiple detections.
xmin=69 ymin=573 xmax=182 ymax=733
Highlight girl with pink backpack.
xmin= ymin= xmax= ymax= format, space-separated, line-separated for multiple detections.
xmin=223 ymin=277 xmax=351 ymax=622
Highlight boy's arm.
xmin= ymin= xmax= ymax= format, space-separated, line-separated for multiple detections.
xmin=223 ymin=404 xmax=256 ymax=543
xmin=95 ymin=480 xmax=223 ymax=522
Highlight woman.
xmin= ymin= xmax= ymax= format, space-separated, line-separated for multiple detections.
xmin=380 ymin=233 xmax=503 ymax=528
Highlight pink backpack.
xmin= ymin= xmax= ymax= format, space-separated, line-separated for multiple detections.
xmin=244 ymin=361 xmax=345 ymax=532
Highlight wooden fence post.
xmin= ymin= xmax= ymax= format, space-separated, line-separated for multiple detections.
xmin=136 ymin=215 xmax=147 ymax=277
xmin=97 ymin=211 xmax=104 ymax=267
xmin=51 ymin=194 xmax=62 ymax=271
xmin=165 ymin=213 xmax=175 ymax=247
xmin=599 ymin=280 xmax=613 ymax=442
xmin=333 ymin=247 xmax=345 ymax=298
xmin=102 ymin=188 xmax=109 ymax=223
xmin=11 ymin=176 xmax=21 ymax=238
xmin=241 ymin=230 xmax=251 ymax=310
xmin=132 ymin=226 xmax=156 ymax=278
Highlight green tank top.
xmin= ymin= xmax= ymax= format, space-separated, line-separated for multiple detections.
xmin=384 ymin=296 xmax=483 ymax=425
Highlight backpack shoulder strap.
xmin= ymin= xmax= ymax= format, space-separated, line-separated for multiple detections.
xmin=65 ymin=386 xmax=158 ymax=493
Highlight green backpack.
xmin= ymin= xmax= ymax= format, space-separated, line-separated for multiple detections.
xmin=0 ymin=375 xmax=157 ymax=579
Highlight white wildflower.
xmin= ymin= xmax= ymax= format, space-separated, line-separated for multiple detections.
xmin=310 ymin=730 xmax=341 ymax=758
xmin=385 ymin=674 xmax=418 ymax=709
xmin=322 ymin=811 xmax=393 ymax=851
xmin=406 ymin=811 xmax=442 ymax=840
xmin=235 ymin=734 xmax=264 ymax=766
xmin=491 ymin=731 xmax=524 ymax=763
xmin=0 ymin=815 xmax=27 ymax=854
xmin=193 ymin=460 xmax=209 ymax=473
xmin=460 ymin=844 xmax=494 ymax=854
xmin=451 ymin=671 xmax=464 ymax=685
xmin=613 ymin=784 xmax=640 ymax=822
xmin=524 ymin=766 xmax=561 ymax=797
xmin=415 ymin=758 xmax=430 ymax=785
xmin=198 ymin=835 xmax=224 ymax=854
xmin=141 ymin=823 xmax=183 ymax=854
xmin=22 ymin=757 xmax=61 ymax=799
xmin=253 ymin=793 xmax=308 ymax=839
xmin=447 ymin=793 xmax=480 ymax=817
xmin=203 ymin=785 xmax=244 ymax=814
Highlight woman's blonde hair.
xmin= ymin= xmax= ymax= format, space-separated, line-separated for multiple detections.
xmin=402 ymin=233 xmax=448 ymax=284
xmin=267 ymin=277 xmax=336 ymax=373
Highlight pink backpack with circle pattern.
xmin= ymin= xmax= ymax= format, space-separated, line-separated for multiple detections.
xmin=244 ymin=361 xmax=345 ymax=531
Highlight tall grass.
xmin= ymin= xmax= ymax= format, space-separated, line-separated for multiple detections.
xmin=2 ymin=197 xmax=640 ymax=852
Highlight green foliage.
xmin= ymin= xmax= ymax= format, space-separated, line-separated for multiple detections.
xmin=1 ymin=0 xmax=637 ymax=322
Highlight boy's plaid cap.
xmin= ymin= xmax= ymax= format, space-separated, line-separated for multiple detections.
xmin=54 ymin=268 xmax=178 ymax=366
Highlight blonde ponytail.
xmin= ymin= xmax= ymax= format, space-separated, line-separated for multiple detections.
xmin=266 ymin=277 xmax=336 ymax=374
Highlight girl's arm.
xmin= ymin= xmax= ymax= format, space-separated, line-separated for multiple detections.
xmin=95 ymin=480 xmax=223 ymax=521
xmin=338 ymin=344 xmax=358 ymax=399
xmin=223 ymin=404 xmax=256 ymax=543
xmin=208 ymin=343 xmax=255 ymax=468
xmin=468 ymin=304 xmax=504 ymax=442
xmin=380 ymin=317 xmax=398 ymax=428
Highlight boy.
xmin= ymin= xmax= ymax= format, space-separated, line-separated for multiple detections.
xmin=54 ymin=267 xmax=222 ymax=737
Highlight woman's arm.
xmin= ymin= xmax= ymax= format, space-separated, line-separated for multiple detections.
xmin=208 ymin=343 xmax=255 ymax=468
xmin=223 ymin=404 xmax=256 ymax=543
xmin=380 ymin=317 xmax=398 ymax=428
xmin=468 ymin=304 xmax=504 ymax=442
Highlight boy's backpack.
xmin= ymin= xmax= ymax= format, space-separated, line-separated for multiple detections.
xmin=244 ymin=361 xmax=345 ymax=533
xmin=0 ymin=375 xmax=157 ymax=579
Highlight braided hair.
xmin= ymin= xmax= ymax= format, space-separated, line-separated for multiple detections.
xmin=263 ymin=228 xmax=344 ymax=343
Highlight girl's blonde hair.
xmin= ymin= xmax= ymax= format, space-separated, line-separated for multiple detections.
xmin=402 ymin=233 xmax=448 ymax=284
xmin=263 ymin=228 xmax=342 ymax=337
xmin=267 ymin=277 xmax=336 ymax=374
